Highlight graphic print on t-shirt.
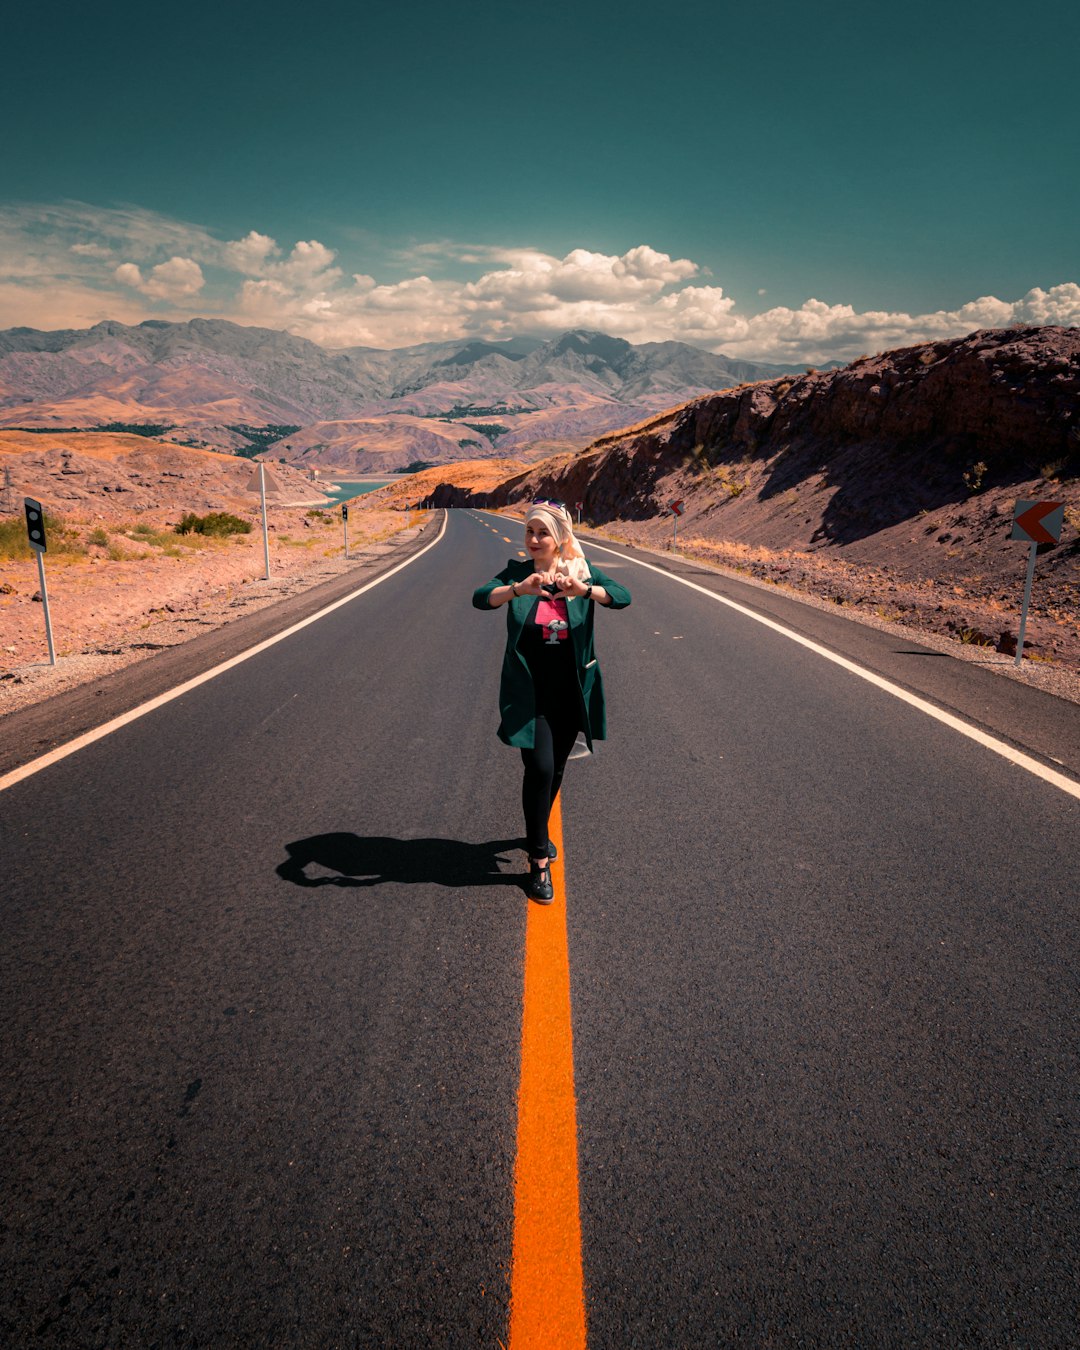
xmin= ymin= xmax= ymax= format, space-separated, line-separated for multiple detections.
xmin=535 ymin=596 xmax=570 ymax=640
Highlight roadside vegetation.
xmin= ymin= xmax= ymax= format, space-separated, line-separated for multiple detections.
xmin=0 ymin=511 xmax=88 ymax=560
xmin=174 ymin=511 xmax=252 ymax=537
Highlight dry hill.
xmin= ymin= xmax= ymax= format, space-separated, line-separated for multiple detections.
xmin=0 ymin=431 xmax=327 ymax=519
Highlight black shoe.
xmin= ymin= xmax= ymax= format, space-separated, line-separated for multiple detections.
xmin=528 ymin=861 xmax=554 ymax=903
xmin=547 ymin=840 xmax=558 ymax=861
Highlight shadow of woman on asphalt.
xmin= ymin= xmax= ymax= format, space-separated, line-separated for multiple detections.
xmin=276 ymin=833 xmax=528 ymax=890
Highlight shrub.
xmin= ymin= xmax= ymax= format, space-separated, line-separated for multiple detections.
xmin=1040 ymin=457 xmax=1070 ymax=482
xmin=957 ymin=626 xmax=994 ymax=646
xmin=963 ymin=461 xmax=988 ymax=492
xmin=0 ymin=516 xmax=31 ymax=560
xmin=0 ymin=510 xmax=85 ymax=559
xmin=174 ymin=511 xmax=252 ymax=537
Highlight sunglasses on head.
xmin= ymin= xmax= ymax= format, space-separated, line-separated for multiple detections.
xmin=531 ymin=497 xmax=566 ymax=510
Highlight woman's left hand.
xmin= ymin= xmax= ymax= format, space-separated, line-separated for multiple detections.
xmin=554 ymin=574 xmax=589 ymax=597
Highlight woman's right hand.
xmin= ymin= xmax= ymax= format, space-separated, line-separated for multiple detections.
xmin=516 ymin=572 xmax=549 ymax=596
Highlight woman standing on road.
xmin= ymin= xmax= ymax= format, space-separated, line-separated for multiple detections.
xmin=472 ymin=501 xmax=631 ymax=902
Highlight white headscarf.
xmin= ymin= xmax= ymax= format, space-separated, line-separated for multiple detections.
xmin=525 ymin=503 xmax=590 ymax=582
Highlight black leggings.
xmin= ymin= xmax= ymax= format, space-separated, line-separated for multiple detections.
xmin=520 ymin=711 xmax=580 ymax=857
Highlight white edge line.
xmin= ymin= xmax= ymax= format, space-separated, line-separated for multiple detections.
xmin=479 ymin=509 xmax=1080 ymax=803
xmin=0 ymin=514 xmax=448 ymax=793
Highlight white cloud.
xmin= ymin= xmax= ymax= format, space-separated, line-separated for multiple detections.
xmin=0 ymin=202 xmax=1077 ymax=362
xmin=115 ymin=256 xmax=204 ymax=301
xmin=221 ymin=230 xmax=279 ymax=274
xmin=113 ymin=262 xmax=144 ymax=288
xmin=1013 ymin=283 xmax=1080 ymax=326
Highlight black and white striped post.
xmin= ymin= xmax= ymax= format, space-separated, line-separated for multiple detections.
xmin=342 ymin=501 xmax=349 ymax=558
xmin=24 ymin=497 xmax=56 ymax=665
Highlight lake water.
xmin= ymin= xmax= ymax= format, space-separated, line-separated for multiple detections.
xmin=318 ymin=479 xmax=395 ymax=503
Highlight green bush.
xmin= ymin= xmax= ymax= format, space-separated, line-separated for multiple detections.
xmin=0 ymin=511 xmax=85 ymax=560
xmin=174 ymin=511 xmax=252 ymax=537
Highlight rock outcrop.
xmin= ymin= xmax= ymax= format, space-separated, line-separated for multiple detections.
xmin=478 ymin=326 xmax=1079 ymax=527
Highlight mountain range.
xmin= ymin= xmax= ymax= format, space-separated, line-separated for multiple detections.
xmin=0 ymin=319 xmax=798 ymax=471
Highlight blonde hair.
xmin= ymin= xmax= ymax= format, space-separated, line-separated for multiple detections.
xmin=524 ymin=504 xmax=590 ymax=583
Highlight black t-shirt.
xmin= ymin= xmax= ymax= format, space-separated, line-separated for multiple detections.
xmin=519 ymin=595 xmax=576 ymax=698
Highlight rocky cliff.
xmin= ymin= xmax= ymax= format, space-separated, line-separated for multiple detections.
xmin=430 ymin=327 xmax=1080 ymax=663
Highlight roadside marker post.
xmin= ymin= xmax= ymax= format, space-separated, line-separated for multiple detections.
xmin=24 ymin=497 xmax=56 ymax=666
xmin=668 ymin=498 xmax=684 ymax=550
xmin=1011 ymin=499 xmax=1064 ymax=666
xmin=258 ymin=462 xmax=271 ymax=579
xmin=342 ymin=501 xmax=349 ymax=559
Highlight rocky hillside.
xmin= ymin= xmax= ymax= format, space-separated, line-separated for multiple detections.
xmin=0 ymin=320 xmax=791 ymax=468
xmin=425 ymin=327 xmax=1080 ymax=663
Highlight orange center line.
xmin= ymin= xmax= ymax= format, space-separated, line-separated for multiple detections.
xmin=508 ymin=794 xmax=587 ymax=1349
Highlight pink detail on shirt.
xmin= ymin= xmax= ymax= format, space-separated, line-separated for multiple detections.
xmin=535 ymin=595 xmax=570 ymax=639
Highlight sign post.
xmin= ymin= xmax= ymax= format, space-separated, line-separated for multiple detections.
xmin=1011 ymin=499 xmax=1064 ymax=666
xmin=258 ymin=462 xmax=271 ymax=579
xmin=24 ymin=497 xmax=56 ymax=665
xmin=668 ymin=498 xmax=684 ymax=550
xmin=342 ymin=501 xmax=349 ymax=559
xmin=575 ymin=501 xmax=583 ymax=525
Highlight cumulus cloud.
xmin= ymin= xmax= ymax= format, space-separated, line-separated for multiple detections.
xmin=115 ymin=256 xmax=205 ymax=301
xmin=221 ymin=230 xmax=279 ymax=274
xmin=0 ymin=202 xmax=1077 ymax=362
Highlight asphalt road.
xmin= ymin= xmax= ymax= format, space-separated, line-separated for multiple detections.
xmin=2 ymin=508 xmax=1078 ymax=1347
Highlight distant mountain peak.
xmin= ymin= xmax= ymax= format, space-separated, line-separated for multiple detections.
xmin=0 ymin=317 xmax=803 ymax=471
xmin=549 ymin=329 xmax=631 ymax=358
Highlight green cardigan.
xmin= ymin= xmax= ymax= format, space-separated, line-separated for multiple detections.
xmin=472 ymin=560 xmax=632 ymax=750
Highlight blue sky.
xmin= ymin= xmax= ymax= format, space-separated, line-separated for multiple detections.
xmin=2 ymin=0 xmax=1077 ymax=361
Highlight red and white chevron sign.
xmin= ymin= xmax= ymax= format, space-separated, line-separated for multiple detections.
xmin=1011 ymin=500 xmax=1064 ymax=545
xmin=669 ymin=499 xmax=684 ymax=517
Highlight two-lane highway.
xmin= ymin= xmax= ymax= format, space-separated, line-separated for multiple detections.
xmin=2 ymin=507 xmax=1078 ymax=1347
